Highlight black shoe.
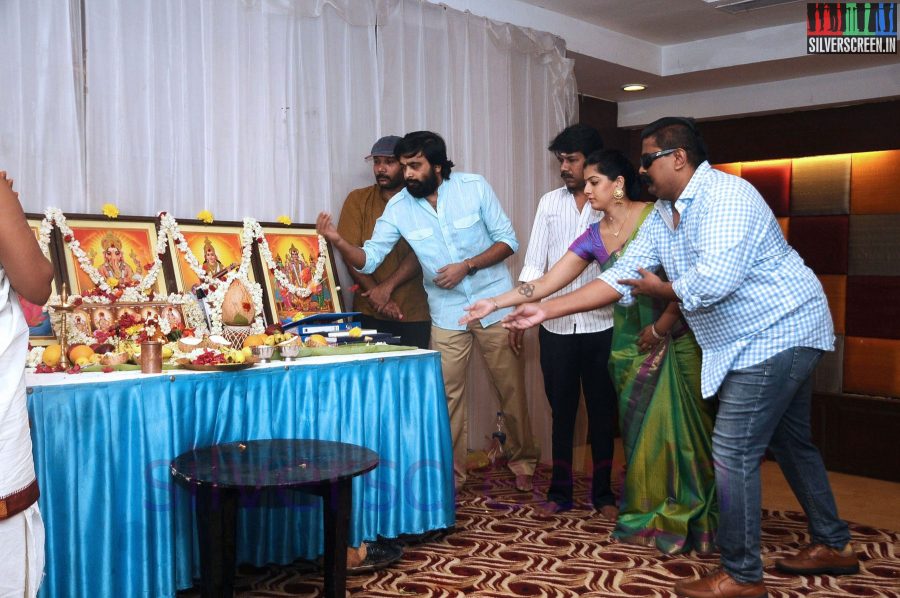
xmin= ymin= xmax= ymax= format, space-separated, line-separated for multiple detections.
xmin=347 ymin=540 xmax=404 ymax=576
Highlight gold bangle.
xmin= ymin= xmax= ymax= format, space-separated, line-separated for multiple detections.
xmin=650 ymin=323 xmax=665 ymax=340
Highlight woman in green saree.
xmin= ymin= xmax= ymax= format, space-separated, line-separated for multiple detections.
xmin=461 ymin=149 xmax=716 ymax=553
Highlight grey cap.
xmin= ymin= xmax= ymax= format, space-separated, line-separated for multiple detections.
xmin=366 ymin=135 xmax=402 ymax=159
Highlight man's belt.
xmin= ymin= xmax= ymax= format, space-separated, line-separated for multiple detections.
xmin=0 ymin=479 xmax=40 ymax=520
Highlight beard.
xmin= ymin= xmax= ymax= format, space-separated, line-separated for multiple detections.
xmin=376 ymin=171 xmax=403 ymax=191
xmin=406 ymin=168 xmax=440 ymax=198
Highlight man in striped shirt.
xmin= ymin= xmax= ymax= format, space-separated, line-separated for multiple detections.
xmin=517 ymin=124 xmax=618 ymax=517
xmin=503 ymin=118 xmax=857 ymax=598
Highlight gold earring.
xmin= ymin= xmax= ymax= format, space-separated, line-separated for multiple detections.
xmin=613 ymin=187 xmax=625 ymax=205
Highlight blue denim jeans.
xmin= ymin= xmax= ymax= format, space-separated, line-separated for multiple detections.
xmin=713 ymin=346 xmax=850 ymax=583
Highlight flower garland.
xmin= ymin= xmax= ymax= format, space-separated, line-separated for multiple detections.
xmin=42 ymin=208 xmax=164 ymax=301
xmin=38 ymin=209 xmax=327 ymax=339
xmin=156 ymin=212 xmax=265 ymax=334
xmin=48 ymin=293 xmax=210 ymax=347
xmin=244 ymin=218 xmax=328 ymax=299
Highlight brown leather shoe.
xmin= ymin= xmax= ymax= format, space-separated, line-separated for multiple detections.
xmin=775 ymin=543 xmax=860 ymax=576
xmin=674 ymin=569 xmax=768 ymax=598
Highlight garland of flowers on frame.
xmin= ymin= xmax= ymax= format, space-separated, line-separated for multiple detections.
xmin=37 ymin=209 xmax=330 ymax=337
xmin=244 ymin=218 xmax=328 ymax=299
xmin=156 ymin=212 xmax=265 ymax=335
xmin=40 ymin=208 xmax=166 ymax=302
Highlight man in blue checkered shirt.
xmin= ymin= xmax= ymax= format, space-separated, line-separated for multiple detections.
xmin=503 ymin=117 xmax=858 ymax=598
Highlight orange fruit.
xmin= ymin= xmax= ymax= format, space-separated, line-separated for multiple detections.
xmin=42 ymin=344 xmax=62 ymax=367
xmin=68 ymin=344 xmax=95 ymax=363
xmin=242 ymin=334 xmax=267 ymax=348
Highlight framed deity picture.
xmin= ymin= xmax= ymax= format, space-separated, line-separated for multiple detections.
xmin=166 ymin=222 xmax=256 ymax=292
xmin=256 ymin=223 xmax=343 ymax=326
xmin=23 ymin=215 xmax=65 ymax=345
xmin=59 ymin=216 xmax=169 ymax=297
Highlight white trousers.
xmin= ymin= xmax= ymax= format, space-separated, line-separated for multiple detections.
xmin=0 ymin=503 xmax=45 ymax=598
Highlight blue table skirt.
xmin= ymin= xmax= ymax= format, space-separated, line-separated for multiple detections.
xmin=27 ymin=351 xmax=454 ymax=598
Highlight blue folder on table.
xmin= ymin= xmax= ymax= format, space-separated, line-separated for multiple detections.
xmin=282 ymin=312 xmax=361 ymax=335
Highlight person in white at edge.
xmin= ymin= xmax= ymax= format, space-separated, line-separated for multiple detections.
xmin=0 ymin=169 xmax=54 ymax=597
xmin=317 ymin=131 xmax=539 ymax=492
xmin=515 ymin=124 xmax=618 ymax=518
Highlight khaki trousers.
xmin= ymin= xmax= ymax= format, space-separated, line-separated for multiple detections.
xmin=431 ymin=322 xmax=540 ymax=485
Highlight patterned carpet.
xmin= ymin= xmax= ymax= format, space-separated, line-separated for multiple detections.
xmin=182 ymin=465 xmax=900 ymax=597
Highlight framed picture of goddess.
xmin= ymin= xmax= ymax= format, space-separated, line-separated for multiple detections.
xmin=59 ymin=217 xmax=168 ymax=297
xmin=166 ymin=222 xmax=256 ymax=292
xmin=256 ymin=223 xmax=343 ymax=326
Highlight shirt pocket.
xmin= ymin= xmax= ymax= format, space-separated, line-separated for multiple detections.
xmin=452 ymin=214 xmax=481 ymax=229
xmin=406 ymin=227 xmax=434 ymax=241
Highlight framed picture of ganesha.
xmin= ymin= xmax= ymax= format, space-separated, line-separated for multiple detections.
xmin=257 ymin=224 xmax=343 ymax=326
xmin=59 ymin=217 xmax=169 ymax=297
xmin=166 ymin=222 xmax=258 ymax=293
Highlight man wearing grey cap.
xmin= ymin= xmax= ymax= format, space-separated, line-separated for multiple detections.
xmin=335 ymin=136 xmax=431 ymax=349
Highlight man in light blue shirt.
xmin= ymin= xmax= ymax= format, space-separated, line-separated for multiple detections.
xmin=317 ymin=131 xmax=539 ymax=492
xmin=502 ymin=118 xmax=857 ymax=598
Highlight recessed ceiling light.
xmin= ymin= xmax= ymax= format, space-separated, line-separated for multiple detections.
xmin=622 ymin=84 xmax=646 ymax=92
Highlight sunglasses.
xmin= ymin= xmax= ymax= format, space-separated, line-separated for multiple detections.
xmin=640 ymin=148 xmax=679 ymax=169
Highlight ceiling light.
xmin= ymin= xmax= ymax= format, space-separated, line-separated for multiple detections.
xmin=622 ymin=84 xmax=646 ymax=92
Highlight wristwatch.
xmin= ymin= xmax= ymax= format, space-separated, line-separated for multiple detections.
xmin=465 ymin=258 xmax=478 ymax=276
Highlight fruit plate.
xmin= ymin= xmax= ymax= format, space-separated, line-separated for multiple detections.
xmin=179 ymin=362 xmax=256 ymax=372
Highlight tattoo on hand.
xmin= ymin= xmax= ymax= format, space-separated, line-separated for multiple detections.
xmin=517 ymin=283 xmax=535 ymax=298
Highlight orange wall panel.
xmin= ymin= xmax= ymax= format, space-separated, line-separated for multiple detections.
xmin=843 ymin=337 xmax=900 ymax=398
xmin=818 ymin=275 xmax=846 ymax=334
xmin=850 ymin=150 xmax=900 ymax=214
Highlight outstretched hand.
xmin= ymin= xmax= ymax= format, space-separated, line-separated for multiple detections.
xmin=459 ymin=298 xmax=496 ymax=325
xmin=315 ymin=212 xmax=341 ymax=243
xmin=501 ymin=303 xmax=546 ymax=330
xmin=618 ymin=268 xmax=666 ymax=298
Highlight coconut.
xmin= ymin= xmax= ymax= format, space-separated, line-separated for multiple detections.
xmin=207 ymin=334 xmax=231 ymax=349
xmin=220 ymin=280 xmax=255 ymax=326
xmin=177 ymin=336 xmax=204 ymax=353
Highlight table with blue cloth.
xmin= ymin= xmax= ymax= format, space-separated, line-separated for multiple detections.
xmin=25 ymin=348 xmax=454 ymax=598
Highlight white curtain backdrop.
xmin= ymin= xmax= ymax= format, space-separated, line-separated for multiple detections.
xmin=81 ymin=0 xmax=380 ymax=220
xmin=1 ymin=0 xmax=577 ymax=458
xmin=0 ymin=0 xmax=85 ymax=210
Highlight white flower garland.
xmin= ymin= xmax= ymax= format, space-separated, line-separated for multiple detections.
xmin=244 ymin=218 xmax=328 ymax=299
xmin=155 ymin=213 xmax=265 ymax=334
xmin=37 ymin=209 xmax=329 ymax=338
xmin=47 ymin=293 xmax=210 ymax=346
xmin=42 ymin=208 xmax=163 ymax=300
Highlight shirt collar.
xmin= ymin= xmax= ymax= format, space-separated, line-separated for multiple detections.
xmin=653 ymin=161 xmax=711 ymax=230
